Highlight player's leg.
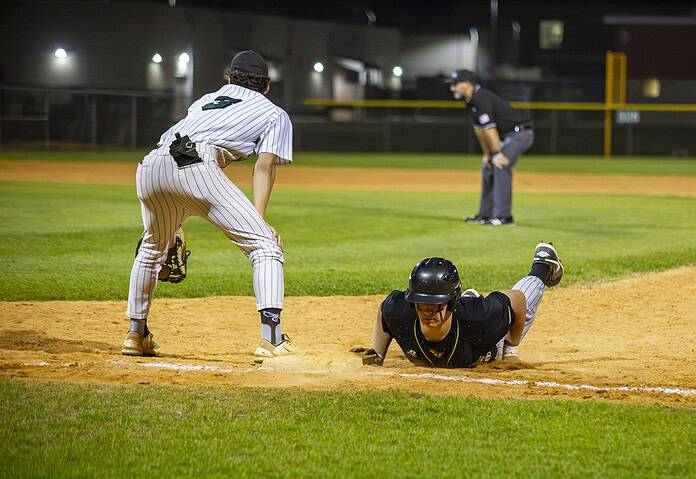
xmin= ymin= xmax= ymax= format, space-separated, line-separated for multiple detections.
xmin=491 ymin=167 xmax=513 ymax=221
xmin=124 ymin=162 xmax=186 ymax=355
xmin=184 ymin=163 xmax=291 ymax=354
xmin=491 ymin=135 xmax=516 ymax=222
xmin=502 ymin=242 xmax=563 ymax=358
xmin=491 ymin=130 xmax=534 ymax=223
xmin=478 ymin=164 xmax=494 ymax=218
xmin=466 ymin=163 xmax=493 ymax=223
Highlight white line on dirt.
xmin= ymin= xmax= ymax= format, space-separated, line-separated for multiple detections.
xmin=136 ymin=361 xmax=255 ymax=374
xmin=382 ymin=372 xmax=696 ymax=396
xmin=131 ymin=361 xmax=696 ymax=396
xmin=25 ymin=360 xmax=696 ymax=397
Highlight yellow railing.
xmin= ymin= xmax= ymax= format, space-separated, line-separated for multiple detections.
xmin=304 ymin=98 xmax=696 ymax=112
xmin=306 ymin=52 xmax=696 ymax=158
xmin=604 ymin=51 xmax=626 ymax=157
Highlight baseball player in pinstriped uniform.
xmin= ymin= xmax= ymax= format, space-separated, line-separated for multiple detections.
xmin=122 ymin=50 xmax=297 ymax=359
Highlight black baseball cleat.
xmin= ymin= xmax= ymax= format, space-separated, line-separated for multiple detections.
xmin=533 ymin=242 xmax=564 ymax=287
xmin=464 ymin=214 xmax=488 ymax=224
xmin=486 ymin=216 xmax=515 ymax=226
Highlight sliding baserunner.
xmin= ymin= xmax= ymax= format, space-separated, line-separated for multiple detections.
xmin=351 ymin=243 xmax=564 ymax=368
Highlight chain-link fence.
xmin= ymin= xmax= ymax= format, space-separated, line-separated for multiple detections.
xmin=0 ymin=86 xmax=173 ymax=149
xmin=294 ymin=103 xmax=696 ymax=156
xmin=2 ymin=85 xmax=694 ymax=156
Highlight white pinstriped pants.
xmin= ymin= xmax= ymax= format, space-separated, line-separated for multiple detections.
xmin=512 ymin=275 xmax=545 ymax=339
xmin=127 ymin=147 xmax=284 ymax=320
xmin=496 ymin=275 xmax=545 ymax=359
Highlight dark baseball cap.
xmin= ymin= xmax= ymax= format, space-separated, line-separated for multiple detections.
xmin=448 ymin=69 xmax=478 ymax=84
xmin=229 ymin=50 xmax=268 ymax=77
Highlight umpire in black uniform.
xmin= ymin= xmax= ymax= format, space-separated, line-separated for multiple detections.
xmin=450 ymin=70 xmax=534 ymax=226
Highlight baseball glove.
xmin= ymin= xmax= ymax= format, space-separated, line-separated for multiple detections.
xmin=135 ymin=228 xmax=191 ymax=283
xmin=349 ymin=347 xmax=384 ymax=366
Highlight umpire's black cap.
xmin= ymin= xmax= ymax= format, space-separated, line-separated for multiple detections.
xmin=448 ymin=69 xmax=478 ymax=84
xmin=405 ymin=258 xmax=462 ymax=307
xmin=229 ymin=50 xmax=268 ymax=77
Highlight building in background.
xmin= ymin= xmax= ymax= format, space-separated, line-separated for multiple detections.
xmin=1 ymin=0 xmax=694 ymax=154
xmin=0 ymin=1 xmax=402 ymax=111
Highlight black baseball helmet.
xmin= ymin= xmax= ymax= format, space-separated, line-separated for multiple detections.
xmin=405 ymin=258 xmax=462 ymax=308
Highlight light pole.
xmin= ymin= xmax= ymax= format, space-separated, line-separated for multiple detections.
xmin=490 ymin=0 xmax=498 ymax=65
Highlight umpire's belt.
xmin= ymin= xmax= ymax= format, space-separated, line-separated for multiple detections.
xmin=512 ymin=124 xmax=533 ymax=133
xmin=169 ymin=133 xmax=202 ymax=167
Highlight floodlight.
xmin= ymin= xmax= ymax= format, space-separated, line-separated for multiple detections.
xmin=392 ymin=66 xmax=403 ymax=77
xmin=313 ymin=62 xmax=324 ymax=73
xmin=152 ymin=53 xmax=163 ymax=63
xmin=54 ymin=48 xmax=67 ymax=59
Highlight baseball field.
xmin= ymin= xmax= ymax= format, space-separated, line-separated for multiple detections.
xmin=2 ymin=150 xmax=696 ymax=477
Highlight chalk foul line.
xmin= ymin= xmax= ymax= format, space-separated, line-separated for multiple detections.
xmin=22 ymin=360 xmax=696 ymax=397
xmin=377 ymin=372 xmax=696 ymax=397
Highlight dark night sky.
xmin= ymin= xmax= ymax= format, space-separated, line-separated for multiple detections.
xmin=81 ymin=0 xmax=696 ymax=33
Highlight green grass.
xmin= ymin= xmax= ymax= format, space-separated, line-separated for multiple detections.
xmin=1 ymin=180 xmax=695 ymax=300
xmin=0 ymin=149 xmax=144 ymax=163
xmin=3 ymin=150 xmax=696 ymax=479
xmin=2 ymin=149 xmax=696 ymax=175
xmin=296 ymin=152 xmax=696 ymax=176
xmin=1 ymin=379 xmax=694 ymax=478
xmin=1 ymin=150 xmax=695 ymax=300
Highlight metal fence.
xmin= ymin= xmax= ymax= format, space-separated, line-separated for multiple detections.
xmin=0 ymin=86 xmax=173 ymax=149
xmin=2 ymin=85 xmax=695 ymax=156
xmin=295 ymin=101 xmax=696 ymax=156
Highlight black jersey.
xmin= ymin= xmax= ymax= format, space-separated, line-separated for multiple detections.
xmin=380 ymin=290 xmax=513 ymax=368
xmin=466 ymin=85 xmax=531 ymax=136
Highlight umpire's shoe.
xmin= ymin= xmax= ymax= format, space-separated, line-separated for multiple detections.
xmin=254 ymin=334 xmax=299 ymax=358
xmin=486 ymin=216 xmax=515 ymax=226
xmin=121 ymin=331 xmax=159 ymax=356
xmin=533 ymin=242 xmax=564 ymax=287
xmin=464 ymin=214 xmax=488 ymax=224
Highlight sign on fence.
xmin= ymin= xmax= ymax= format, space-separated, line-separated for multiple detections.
xmin=616 ymin=110 xmax=641 ymax=124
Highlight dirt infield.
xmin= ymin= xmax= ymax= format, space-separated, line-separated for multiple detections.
xmin=1 ymin=267 xmax=695 ymax=406
xmin=3 ymin=161 xmax=695 ymax=405
xmin=3 ymin=161 xmax=696 ymax=196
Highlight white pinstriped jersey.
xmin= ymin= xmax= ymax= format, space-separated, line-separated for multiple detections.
xmin=128 ymin=83 xmax=292 ymax=321
xmin=155 ymin=84 xmax=292 ymax=165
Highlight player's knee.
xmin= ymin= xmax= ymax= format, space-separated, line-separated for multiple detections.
xmin=248 ymin=242 xmax=284 ymax=265
xmin=136 ymin=240 xmax=167 ymax=264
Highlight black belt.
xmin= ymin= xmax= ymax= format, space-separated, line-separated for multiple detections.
xmin=511 ymin=124 xmax=533 ymax=133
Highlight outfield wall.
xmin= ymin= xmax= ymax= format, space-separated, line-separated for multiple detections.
xmin=293 ymin=117 xmax=695 ymax=156
xmin=2 ymin=84 xmax=694 ymax=156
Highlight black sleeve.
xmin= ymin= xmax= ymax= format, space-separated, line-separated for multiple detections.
xmin=458 ymin=291 xmax=512 ymax=348
xmin=485 ymin=291 xmax=514 ymax=324
xmin=471 ymin=95 xmax=496 ymax=129
xmin=380 ymin=290 xmax=402 ymax=336
xmin=380 ymin=290 xmax=416 ymax=341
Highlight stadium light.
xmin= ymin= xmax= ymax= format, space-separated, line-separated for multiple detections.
xmin=392 ymin=66 xmax=403 ymax=77
xmin=313 ymin=62 xmax=324 ymax=73
xmin=175 ymin=51 xmax=190 ymax=78
xmin=152 ymin=53 xmax=163 ymax=64
xmin=54 ymin=48 xmax=68 ymax=59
